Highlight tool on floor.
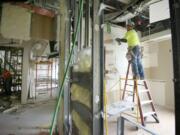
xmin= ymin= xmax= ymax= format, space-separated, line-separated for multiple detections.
xmin=122 ymin=62 xmax=159 ymax=126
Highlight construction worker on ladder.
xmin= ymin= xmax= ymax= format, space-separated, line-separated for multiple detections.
xmin=116 ymin=21 xmax=145 ymax=80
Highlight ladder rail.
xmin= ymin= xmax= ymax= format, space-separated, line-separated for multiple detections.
xmin=134 ymin=79 xmax=145 ymax=126
xmin=122 ymin=62 xmax=131 ymax=100
xmin=143 ymin=81 xmax=156 ymax=113
xmin=121 ymin=62 xmax=159 ymax=126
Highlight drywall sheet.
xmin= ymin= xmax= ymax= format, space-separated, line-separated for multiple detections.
xmin=148 ymin=80 xmax=166 ymax=106
xmin=1 ymin=3 xmax=31 ymax=40
xmin=31 ymin=14 xmax=55 ymax=40
xmin=142 ymin=43 xmax=159 ymax=68
xmin=149 ymin=53 xmax=158 ymax=67
xmin=150 ymin=0 xmax=170 ymax=23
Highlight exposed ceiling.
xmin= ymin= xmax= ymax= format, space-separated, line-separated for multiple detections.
xmin=0 ymin=0 xmax=170 ymax=40
xmin=28 ymin=0 xmax=59 ymax=11
xmin=103 ymin=0 xmax=170 ymax=35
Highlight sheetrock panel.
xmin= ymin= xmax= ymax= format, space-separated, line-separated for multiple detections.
xmin=1 ymin=4 xmax=31 ymax=40
xmin=148 ymin=80 xmax=166 ymax=106
xmin=31 ymin=14 xmax=55 ymax=40
xmin=142 ymin=42 xmax=159 ymax=68
xmin=150 ymin=0 xmax=170 ymax=23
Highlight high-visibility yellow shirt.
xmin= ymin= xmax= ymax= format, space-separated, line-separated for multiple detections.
xmin=124 ymin=29 xmax=140 ymax=47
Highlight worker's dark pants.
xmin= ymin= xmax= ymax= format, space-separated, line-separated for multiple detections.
xmin=3 ymin=77 xmax=12 ymax=95
xmin=130 ymin=46 xmax=144 ymax=79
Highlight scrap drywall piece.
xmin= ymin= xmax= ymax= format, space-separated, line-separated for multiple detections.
xmin=3 ymin=105 xmax=19 ymax=114
xmin=1 ymin=3 xmax=31 ymax=40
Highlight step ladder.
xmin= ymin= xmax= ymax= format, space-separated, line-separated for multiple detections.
xmin=122 ymin=62 xmax=159 ymax=126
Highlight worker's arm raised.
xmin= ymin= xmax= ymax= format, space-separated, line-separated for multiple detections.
xmin=115 ymin=38 xmax=127 ymax=45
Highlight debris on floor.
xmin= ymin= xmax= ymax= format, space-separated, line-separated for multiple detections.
xmin=0 ymin=92 xmax=21 ymax=113
xmin=0 ymin=99 xmax=55 ymax=135
xmin=3 ymin=105 xmax=19 ymax=114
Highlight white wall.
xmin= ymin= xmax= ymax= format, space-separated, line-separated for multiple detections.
xmin=104 ymin=25 xmax=129 ymax=76
xmin=104 ymin=26 xmax=131 ymax=104
xmin=142 ymin=39 xmax=174 ymax=110
xmin=104 ymin=25 xmax=175 ymax=110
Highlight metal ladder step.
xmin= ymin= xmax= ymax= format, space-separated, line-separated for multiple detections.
xmin=137 ymin=84 xmax=145 ymax=86
xmin=143 ymin=111 xmax=156 ymax=118
xmin=138 ymin=89 xmax=149 ymax=93
xmin=122 ymin=62 xmax=159 ymax=126
xmin=126 ymin=84 xmax=134 ymax=86
xmin=125 ymin=90 xmax=134 ymax=93
xmin=141 ymin=100 xmax=152 ymax=105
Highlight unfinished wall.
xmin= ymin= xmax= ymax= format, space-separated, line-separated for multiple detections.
xmin=31 ymin=14 xmax=56 ymax=40
xmin=142 ymin=39 xmax=174 ymax=110
xmin=104 ymin=25 xmax=174 ymax=110
xmin=1 ymin=3 xmax=31 ymax=40
xmin=0 ymin=3 xmax=55 ymax=41
xmin=104 ymin=26 xmax=129 ymax=105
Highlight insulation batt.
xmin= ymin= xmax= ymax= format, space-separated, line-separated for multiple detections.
xmin=72 ymin=110 xmax=91 ymax=135
xmin=71 ymin=84 xmax=91 ymax=109
xmin=71 ymin=47 xmax=92 ymax=134
xmin=73 ymin=47 xmax=92 ymax=72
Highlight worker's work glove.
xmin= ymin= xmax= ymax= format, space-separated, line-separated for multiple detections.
xmin=115 ymin=38 xmax=127 ymax=45
xmin=115 ymin=38 xmax=122 ymax=45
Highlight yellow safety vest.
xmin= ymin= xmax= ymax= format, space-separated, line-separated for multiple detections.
xmin=124 ymin=29 xmax=140 ymax=47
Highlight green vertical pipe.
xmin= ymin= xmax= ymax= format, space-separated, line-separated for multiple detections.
xmin=49 ymin=0 xmax=84 ymax=134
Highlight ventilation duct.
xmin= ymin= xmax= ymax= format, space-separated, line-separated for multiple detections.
xmin=111 ymin=11 xmax=136 ymax=23
xmin=109 ymin=0 xmax=161 ymax=23
xmin=117 ymin=0 xmax=132 ymax=4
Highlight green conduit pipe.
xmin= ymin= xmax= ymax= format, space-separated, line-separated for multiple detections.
xmin=49 ymin=0 xmax=84 ymax=134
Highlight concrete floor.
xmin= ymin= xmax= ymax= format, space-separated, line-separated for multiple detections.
xmin=108 ymin=105 xmax=175 ymax=135
xmin=0 ymin=100 xmax=55 ymax=135
xmin=0 ymin=101 xmax=175 ymax=135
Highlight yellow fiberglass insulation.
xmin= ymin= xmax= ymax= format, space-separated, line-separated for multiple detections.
xmin=71 ymin=84 xmax=91 ymax=109
xmin=72 ymin=110 xmax=91 ymax=135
